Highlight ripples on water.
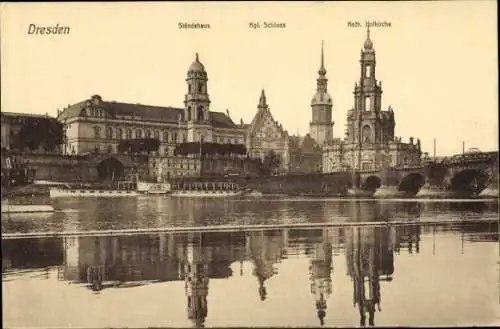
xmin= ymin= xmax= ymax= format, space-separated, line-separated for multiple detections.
xmin=2 ymin=198 xmax=499 ymax=327
xmin=1 ymin=197 xmax=499 ymax=234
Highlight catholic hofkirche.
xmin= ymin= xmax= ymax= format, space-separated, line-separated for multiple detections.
xmin=319 ymin=28 xmax=422 ymax=173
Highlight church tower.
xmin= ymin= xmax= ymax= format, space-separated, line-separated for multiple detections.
xmin=309 ymin=42 xmax=334 ymax=146
xmin=349 ymin=28 xmax=386 ymax=146
xmin=345 ymin=28 xmax=395 ymax=171
xmin=184 ymin=53 xmax=213 ymax=142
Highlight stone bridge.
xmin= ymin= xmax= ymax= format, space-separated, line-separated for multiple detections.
xmin=357 ymin=151 xmax=498 ymax=198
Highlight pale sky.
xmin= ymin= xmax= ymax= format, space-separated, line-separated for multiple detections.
xmin=1 ymin=1 xmax=497 ymax=156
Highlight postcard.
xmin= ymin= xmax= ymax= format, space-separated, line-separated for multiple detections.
xmin=1 ymin=1 xmax=498 ymax=328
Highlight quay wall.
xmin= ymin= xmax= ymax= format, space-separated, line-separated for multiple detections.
xmin=247 ymin=172 xmax=352 ymax=195
xmin=19 ymin=153 xmax=97 ymax=182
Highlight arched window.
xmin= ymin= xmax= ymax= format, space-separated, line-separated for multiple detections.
xmin=197 ymin=106 xmax=203 ymax=121
xmin=94 ymin=126 xmax=101 ymax=139
xmin=136 ymin=129 xmax=143 ymax=139
xmin=154 ymin=130 xmax=160 ymax=140
xmin=116 ymin=128 xmax=123 ymax=139
xmin=362 ymin=125 xmax=372 ymax=143
xmin=365 ymin=96 xmax=371 ymax=112
xmin=163 ymin=131 xmax=169 ymax=143
xmin=106 ymin=127 xmax=113 ymax=139
xmin=188 ymin=84 xmax=192 ymax=94
xmin=187 ymin=106 xmax=192 ymax=121
xmin=126 ymin=129 xmax=132 ymax=139
xmin=145 ymin=130 xmax=151 ymax=138
xmin=172 ymin=133 xmax=177 ymax=143
xmin=198 ymin=83 xmax=203 ymax=93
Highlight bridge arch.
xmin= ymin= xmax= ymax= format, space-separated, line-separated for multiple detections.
xmin=450 ymin=168 xmax=489 ymax=197
xmin=97 ymin=157 xmax=125 ymax=182
xmin=362 ymin=175 xmax=381 ymax=192
xmin=398 ymin=173 xmax=426 ymax=194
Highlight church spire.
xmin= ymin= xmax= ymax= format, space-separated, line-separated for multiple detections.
xmin=364 ymin=26 xmax=373 ymax=50
xmin=316 ymin=41 xmax=328 ymax=93
xmin=319 ymin=40 xmax=326 ymax=76
xmin=258 ymin=89 xmax=268 ymax=110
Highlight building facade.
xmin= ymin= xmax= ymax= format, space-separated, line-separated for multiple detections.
xmin=322 ymin=29 xmax=422 ymax=173
xmin=57 ymin=54 xmax=246 ymax=157
xmin=246 ymin=89 xmax=290 ymax=173
xmin=288 ymin=134 xmax=323 ymax=174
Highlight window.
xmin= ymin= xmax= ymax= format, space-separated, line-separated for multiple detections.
xmin=116 ymin=128 xmax=123 ymax=139
xmin=198 ymin=83 xmax=203 ymax=93
xmin=362 ymin=125 xmax=371 ymax=143
xmin=146 ymin=130 xmax=151 ymax=138
xmin=126 ymin=129 xmax=132 ymax=139
xmin=106 ymin=127 xmax=113 ymax=139
xmin=94 ymin=126 xmax=101 ymax=138
xmin=197 ymin=106 xmax=203 ymax=121
xmin=173 ymin=133 xmax=177 ymax=143
xmin=188 ymin=84 xmax=192 ymax=94
xmin=154 ymin=130 xmax=160 ymax=140
xmin=163 ymin=131 xmax=169 ymax=143
xmin=365 ymin=65 xmax=371 ymax=78
xmin=365 ymin=96 xmax=371 ymax=112
xmin=136 ymin=129 xmax=143 ymax=139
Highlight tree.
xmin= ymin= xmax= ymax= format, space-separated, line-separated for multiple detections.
xmin=10 ymin=117 xmax=63 ymax=152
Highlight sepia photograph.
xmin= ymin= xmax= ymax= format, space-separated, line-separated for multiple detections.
xmin=1 ymin=1 xmax=499 ymax=328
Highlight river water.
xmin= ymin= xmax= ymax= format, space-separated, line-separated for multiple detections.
xmin=2 ymin=197 xmax=499 ymax=328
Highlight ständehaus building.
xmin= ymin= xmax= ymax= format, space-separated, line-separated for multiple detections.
xmin=57 ymin=53 xmax=247 ymax=157
xmin=319 ymin=29 xmax=422 ymax=173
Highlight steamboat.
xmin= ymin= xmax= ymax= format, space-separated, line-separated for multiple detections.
xmin=170 ymin=180 xmax=250 ymax=197
xmin=48 ymin=180 xmax=171 ymax=198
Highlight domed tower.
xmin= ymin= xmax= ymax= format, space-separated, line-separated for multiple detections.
xmin=354 ymin=27 xmax=382 ymax=114
xmin=309 ymin=41 xmax=334 ymax=146
xmin=184 ymin=53 xmax=211 ymax=124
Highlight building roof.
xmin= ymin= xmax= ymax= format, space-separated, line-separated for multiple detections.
xmin=289 ymin=134 xmax=321 ymax=153
xmin=57 ymin=96 xmax=238 ymax=129
xmin=188 ymin=53 xmax=206 ymax=73
xmin=247 ymin=92 xmax=288 ymax=138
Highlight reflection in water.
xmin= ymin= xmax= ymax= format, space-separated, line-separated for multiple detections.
xmin=2 ymin=200 xmax=498 ymax=328
xmin=185 ymin=233 xmax=209 ymax=328
xmin=346 ymin=226 xmax=395 ymax=327
xmin=309 ymin=229 xmax=334 ymax=326
xmin=248 ymin=230 xmax=286 ymax=301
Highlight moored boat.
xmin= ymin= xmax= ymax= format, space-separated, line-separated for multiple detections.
xmin=1 ymin=199 xmax=54 ymax=214
xmin=170 ymin=181 xmax=249 ymax=197
xmin=136 ymin=181 xmax=171 ymax=195
xmin=49 ymin=180 xmax=172 ymax=198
